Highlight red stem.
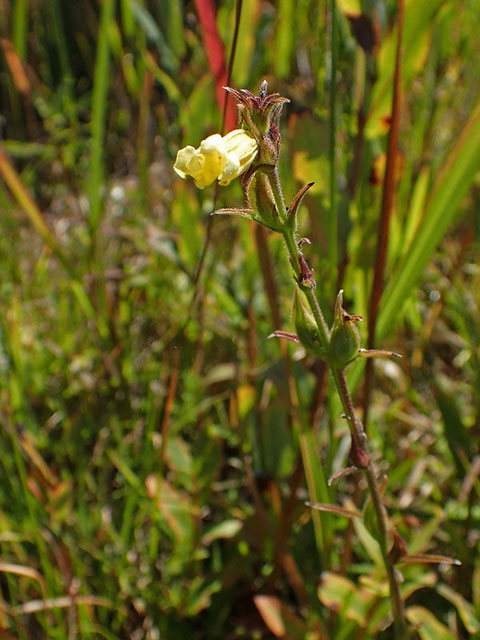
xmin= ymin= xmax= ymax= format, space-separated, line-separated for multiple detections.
xmin=364 ymin=0 xmax=404 ymax=426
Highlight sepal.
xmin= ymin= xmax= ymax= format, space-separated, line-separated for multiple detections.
xmin=211 ymin=206 xmax=283 ymax=232
xmin=286 ymin=182 xmax=315 ymax=231
xmin=267 ymin=331 xmax=300 ymax=344
xmin=211 ymin=208 xmax=254 ymax=219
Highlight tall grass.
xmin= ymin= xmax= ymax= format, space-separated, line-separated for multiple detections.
xmin=0 ymin=0 xmax=479 ymax=637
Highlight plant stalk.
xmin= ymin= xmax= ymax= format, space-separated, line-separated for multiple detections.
xmin=334 ymin=369 xmax=407 ymax=637
xmin=267 ymin=168 xmax=408 ymax=637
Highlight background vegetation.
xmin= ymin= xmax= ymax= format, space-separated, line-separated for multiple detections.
xmin=1 ymin=0 xmax=480 ymax=637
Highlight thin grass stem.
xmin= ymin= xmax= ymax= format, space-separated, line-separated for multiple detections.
xmin=328 ymin=0 xmax=338 ymax=284
xmin=12 ymin=0 xmax=28 ymax=60
xmin=88 ymin=0 xmax=116 ymax=236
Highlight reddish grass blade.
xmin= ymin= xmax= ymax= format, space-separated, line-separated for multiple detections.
xmin=306 ymin=501 xmax=362 ymax=519
xmin=399 ymin=554 xmax=461 ymax=566
xmin=0 ymin=146 xmax=63 ymax=263
xmin=1 ymin=38 xmax=31 ymax=94
xmin=363 ymin=0 xmax=404 ymax=427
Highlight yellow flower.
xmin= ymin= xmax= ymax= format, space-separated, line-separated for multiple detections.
xmin=173 ymin=129 xmax=258 ymax=189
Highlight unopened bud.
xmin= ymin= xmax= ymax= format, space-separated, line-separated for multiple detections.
xmin=224 ymin=83 xmax=290 ymax=168
xmin=348 ymin=435 xmax=370 ymax=469
xmin=328 ymin=290 xmax=362 ymax=369
xmin=293 ymin=288 xmax=325 ymax=358
xmin=298 ymin=254 xmax=316 ymax=288
xmin=247 ymin=172 xmax=281 ymax=229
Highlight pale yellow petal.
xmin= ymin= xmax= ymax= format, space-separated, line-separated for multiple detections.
xmin=194 ymin=134 xmax=228 ymax=187
xmin=223 ymin=129 xmax=258 ymax=174
xmin=173 ymin=129 xmax=258 ymax=189
xmin=218 ymin=156 xmax=241 ymax=186
xmin=224 ymin=130 xmax=258 ymax=164
xmin=173 ymin=146 xmax=196 ymax=179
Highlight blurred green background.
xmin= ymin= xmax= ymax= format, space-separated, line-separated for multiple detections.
xmin=1 ymin=0 xmax=480 ymax=637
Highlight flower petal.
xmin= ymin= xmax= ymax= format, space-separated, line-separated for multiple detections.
xmin=173 ymin=146 xmax=196 ymax=179
xmin=218 ymin=155 xmax=240 ymax=186
xmin=173 ymin=129 xmax=258 ymax=189
xmin=195 ymin=134 xmax=228 ymax=187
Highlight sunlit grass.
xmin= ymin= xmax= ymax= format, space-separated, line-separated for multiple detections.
xmin=0 ymin=0 xmax=479 ymax=638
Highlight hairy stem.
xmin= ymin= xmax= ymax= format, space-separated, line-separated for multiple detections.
xmin=334 ymin=370 xmax=407 ymax=637
xmin=266 ymin=168 xmax=408 ymax=637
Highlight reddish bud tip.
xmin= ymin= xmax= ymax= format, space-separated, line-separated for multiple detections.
xmin=348 ymin=435 xmax=370 ymax=469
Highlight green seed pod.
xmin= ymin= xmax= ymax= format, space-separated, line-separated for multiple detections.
xmin=328 ymin=290 xmax=362 ymax=369
xmin=329 ymin=322 xmax=360 ymax=368
xmin=247 ymin=172 xmax=279 ymax=229
xmin=293 ymin=288 xmax=325 ymax=358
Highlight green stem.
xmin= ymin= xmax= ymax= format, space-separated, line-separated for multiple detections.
xmin=12 ymin=0 xmax=28 ymax=60
xmin=266 ymin=168 xmax=408 ymax=638
xmin=269 ymin=171 xmax=331 ymax=342
xmin=328 ymin=0 xmax=338 ymax=279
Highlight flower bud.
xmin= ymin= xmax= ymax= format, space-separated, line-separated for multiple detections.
xmin=348 ymin=434 xmax=370 ymax=469
xmin=293 ymin=288 xmax=325 ymax=358
xmin=224 ymin=81 xmax=290 ymax=168
xmin=327 ymin=290 xmax=362 ymax=369
xmin=246 ymin=171 xmax=281 ymax=230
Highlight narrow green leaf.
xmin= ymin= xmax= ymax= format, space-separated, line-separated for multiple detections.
xmin=131 ymin=1 xmax=177 ymax=72
xmin=318 ymin=572 xmax=374 ymax=626
xmin=298 ymin=422 xmax=333 ymax=558
xmin=171 ymin=183 xmax=203 ymax=267
xmin=406 ymin=606 xmax=456 ymax=640
xmin=88 ymin=0 xmax=116 ymax=232
xmin=353 ymin=517 xmax=383 ymax=567
xmin=275 ymin=0 xmax=294 ymax=79
xmin=142 ymin=50 xmax=183 ymax=104
xmin=201 ymin=519 xmax=243 ymax=545
xmin=120 ymin=0 xmax=135 ymax=38
xmin=108 ymin=451 xmax=142 ymax=491
xmin=165 ymin=0 xmax=186 ymax=57
xmin=437 ymin=584 xmax=480 ymax=634
xmin=367 ymin=0 xmax=444 ymax=136
xmin=376 ymin=99 xmax=480 ymax=343
xmin=184 ymin=577 xmax=221 ymax=616
xmin=228 ymin=0 xmax=258 ymax=86
xmin=434 ymin=384 xmax=470 ymax=476
xmin=254 ymin=595 xmax=310 ymax=640
xmin=12 ymin=0 xmax=28 ymax=59
xmin=212 ymin=208 xmax=254 ymax=218
xmin=402 ymin=166 xmax=429 ymax=253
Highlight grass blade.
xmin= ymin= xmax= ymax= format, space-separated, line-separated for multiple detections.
xmin=88 ymin=0 xmax=116 ymax=234
xmin=377 ymin=99 xmax=480 ymax=342
xmin=12 ymin=0 xmax=28 ymax=60
xmin=0 ymin=145 xmax=99 ymax=328
xmin=328 ymin=0 xmax=338 ymax=285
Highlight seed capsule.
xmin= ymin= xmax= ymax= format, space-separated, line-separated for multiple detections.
xmin=328 ymin=290 xmax=362 ymax=369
